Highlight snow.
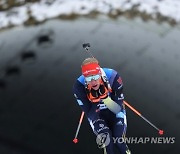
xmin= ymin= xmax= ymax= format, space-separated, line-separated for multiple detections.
xmin=0 ymin=0 xmax=180 ymax=29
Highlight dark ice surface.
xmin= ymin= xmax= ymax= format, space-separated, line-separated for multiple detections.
xmin=0 ymin=16 xmax=180 ymax=154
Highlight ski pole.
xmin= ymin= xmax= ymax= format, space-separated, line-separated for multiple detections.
xmin=123 ymin=100 xmax=164 ymax=135
xmin=72 ymin=111 xmax=107 ymax=154
xmin=73 ymin=111 xmax=85 ymax=143
xmin=73 ymin=101 xmax=164 ymax=143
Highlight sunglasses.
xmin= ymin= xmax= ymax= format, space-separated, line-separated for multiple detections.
xmin=85 ymin=74 xmax=101 ymax=82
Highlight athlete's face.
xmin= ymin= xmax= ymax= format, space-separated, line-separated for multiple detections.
xmin=85 ymin=74 xmax=101 ymax=90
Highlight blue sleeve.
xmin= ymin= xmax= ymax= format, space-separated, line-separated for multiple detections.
xmin=73 ymin=80 xmax=100 ymax=121
xmin=110 ymin=71 xmax=124 ymax=109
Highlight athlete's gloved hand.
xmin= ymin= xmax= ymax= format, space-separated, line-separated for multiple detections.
xmin=102 ymin=96 xmax=121 ymax=114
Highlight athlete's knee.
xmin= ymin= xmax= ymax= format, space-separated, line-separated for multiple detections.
xmin=113 ymin=122 xmax=126 ymax=137
xmin=92 ymin=119 xmax=110 ymax=134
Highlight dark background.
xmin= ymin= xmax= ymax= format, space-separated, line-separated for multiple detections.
xmin=0 ymin=17 xmax=179 ymax=154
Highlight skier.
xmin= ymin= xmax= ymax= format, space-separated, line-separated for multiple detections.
xmin=73 ymin=57 xmax=131 ymax=154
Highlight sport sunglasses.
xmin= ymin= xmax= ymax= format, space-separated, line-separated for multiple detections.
xmin=85 ymin=74 xmax=101 ymax=82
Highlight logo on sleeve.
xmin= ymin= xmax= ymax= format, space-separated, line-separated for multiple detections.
xmin=117 ymin=77 xmax=122 ymax=84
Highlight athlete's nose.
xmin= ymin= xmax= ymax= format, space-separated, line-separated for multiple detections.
xmin=91 ymin=80 xmax=98 ymax=85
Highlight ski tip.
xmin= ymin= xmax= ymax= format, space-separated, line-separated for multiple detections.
xmin=159 ymin=130 xmax=164 ymax=135
xmin=73 ymin=138 xmax=78 ymax=144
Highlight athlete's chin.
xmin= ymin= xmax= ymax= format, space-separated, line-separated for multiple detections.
xmin=92 ymin=85 xmax=100 ymax=90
